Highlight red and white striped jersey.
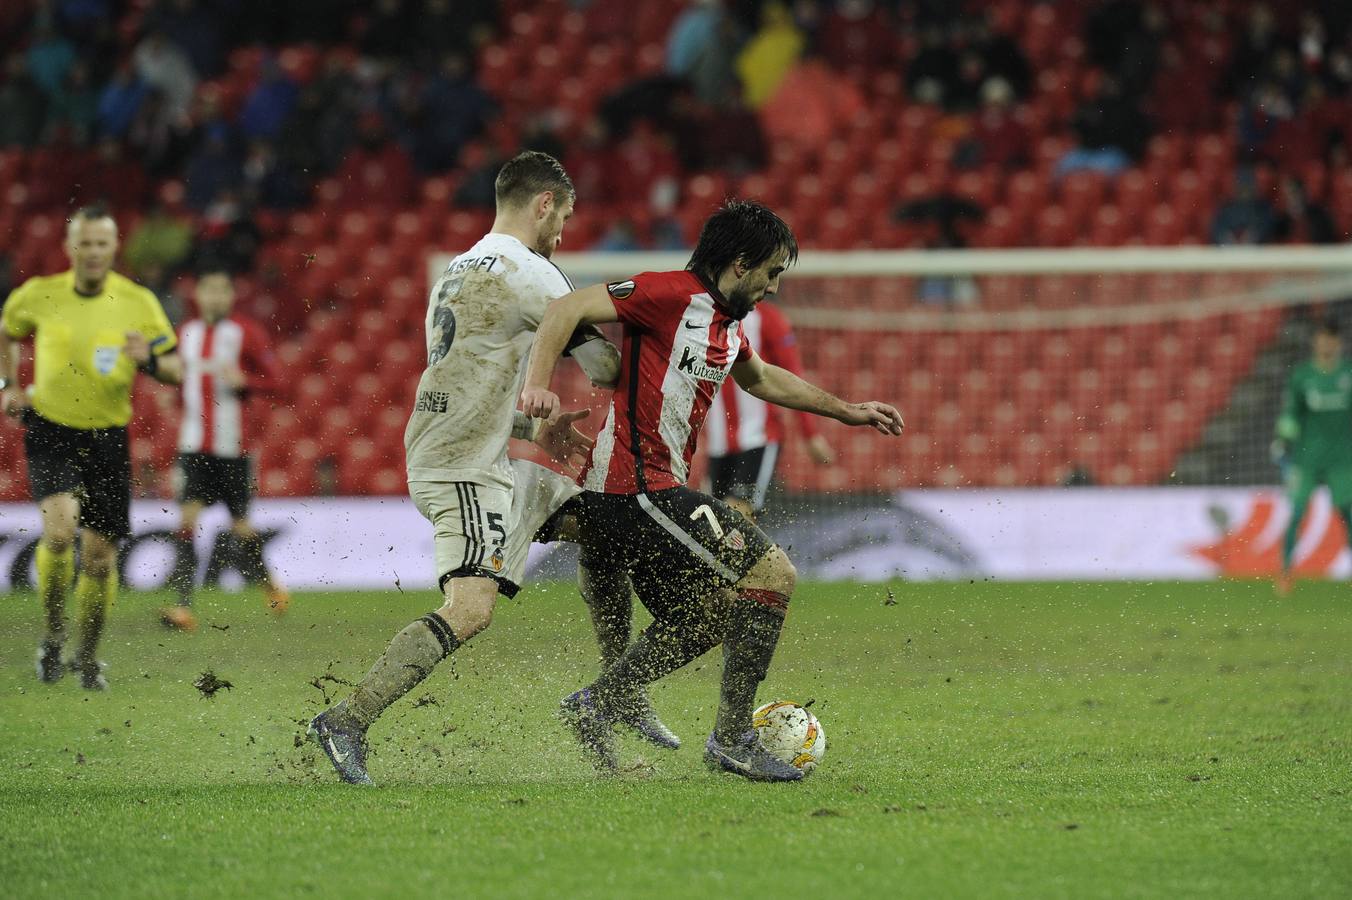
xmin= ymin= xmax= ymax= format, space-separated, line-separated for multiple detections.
xmin=580 ymin=271 xmax=753 ymax=495
xmin=704 ymin=302 xmax=818 ymax=457
xmin=177 ymin=315 xmax=279 ymax=457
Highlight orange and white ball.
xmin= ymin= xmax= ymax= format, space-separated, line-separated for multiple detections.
xmin=752 ymin=701 xmax=827 ymax=775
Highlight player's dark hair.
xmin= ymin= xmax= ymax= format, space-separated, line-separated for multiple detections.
xmin=196 ymin=262 xmax=233 ymax=281
xmin=494 ymin=151 xmax=575 ymax=209
xmin=686 ymin=199 xmax=798 ymax=283
xmin=1316 ymin=318 xmax=1341 ymax=337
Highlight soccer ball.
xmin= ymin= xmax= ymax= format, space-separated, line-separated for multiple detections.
xmin=752 ymin=701 xmax=826 ymax=775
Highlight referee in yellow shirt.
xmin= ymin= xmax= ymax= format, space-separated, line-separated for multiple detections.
xmin=0 ymin=205 xmax=182 ymax=690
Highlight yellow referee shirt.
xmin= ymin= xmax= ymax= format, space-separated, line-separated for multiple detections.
xmin=2 ymin=270 xmax=177 ymax=429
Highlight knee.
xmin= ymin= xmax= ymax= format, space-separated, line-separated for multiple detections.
xmin=42 ymin=531 xmax=75 ymax=554
xmin=81 ymin=545 xmax=116 ymax=579
xmin=726 ymin=498 xmax=755 ymax=521
xmin=440 ymin=594 xmax=494 ymax=641
xmin=231 ymin=521 xmax=257 ymax=540
xmin=761 ymin=547 xmax=797 ymax=596
xmin=734 ymin=546 xmax=796 ymax=604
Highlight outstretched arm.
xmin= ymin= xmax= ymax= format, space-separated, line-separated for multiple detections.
xmin=522 ymin=284 xmax=619 ymax=418
xmin=732 ymin=349 xmax=903 ymax=436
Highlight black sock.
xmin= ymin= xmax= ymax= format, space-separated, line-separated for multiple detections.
xmin=714 ymin=590 xmax=789 ymax=741
xmin=593 ymin=616 xmax=721 ymax=717
xmin=235 ymin=533 xmax=269 ymax=584
xmin=580 ymin=563 xmax=633 ymax=669
xmin=168 ymin=531 xmax=197 ymax=605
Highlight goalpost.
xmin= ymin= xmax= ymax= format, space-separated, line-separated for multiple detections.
xmin=430 ymin=246 xmax=1352 ymax=493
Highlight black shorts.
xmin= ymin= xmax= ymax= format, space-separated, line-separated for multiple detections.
xmin=179 ymin=452 xmax=253 ymax=519
xmin=577 ymin=487 xmax=775 ymax=623
xmin=708 ymin=444 xmax=779 ymax=512
xmin=22 ymin=410 xmax=131 ymax=539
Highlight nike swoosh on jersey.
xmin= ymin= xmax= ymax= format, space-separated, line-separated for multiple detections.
xmin=683 ymin=321 xmax=705 ymax=329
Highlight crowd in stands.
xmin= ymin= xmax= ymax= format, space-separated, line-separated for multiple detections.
xmin=0 ymin=0 xmax=1349 ymax=308
xmin=0 ymin=0 xmax=1348 ymax=498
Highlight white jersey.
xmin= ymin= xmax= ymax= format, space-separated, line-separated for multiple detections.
xmin=404 ymin=233 xmax=573 ymax=488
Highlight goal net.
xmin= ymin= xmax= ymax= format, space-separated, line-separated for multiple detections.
xmin=490 ymin=247 xmax=1352 ymax=498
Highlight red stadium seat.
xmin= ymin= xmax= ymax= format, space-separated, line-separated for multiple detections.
xmin=1058 ymin=171 xmax=1107 ymax=227
xmin=1113 ymin=169 xmax=1154 ymax=222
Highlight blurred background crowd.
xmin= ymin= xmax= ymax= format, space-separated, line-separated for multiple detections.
xmin=2 ymin=1 xmax=1350 ymax=303
xmin=0 ymin=0 xmax=1349 ymax=499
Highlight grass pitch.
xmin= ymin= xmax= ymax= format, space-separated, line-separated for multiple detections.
xmin=0 ymin=579 xmax=1348 ymax=898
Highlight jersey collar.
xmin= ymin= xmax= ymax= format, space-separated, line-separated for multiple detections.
xmin=67 ymin=270 xmax=105 ymax=298
xmin=693 ymin=271 xmax=733 ymax=315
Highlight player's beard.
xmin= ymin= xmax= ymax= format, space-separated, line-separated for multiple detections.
xmin=534 ymin=210 xmax=565 ymax=258
xmin=723 ymin=285 xmax=759 ymax=320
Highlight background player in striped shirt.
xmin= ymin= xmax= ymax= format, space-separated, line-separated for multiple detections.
xmin=162 ymin=266 xmax=286 ymax=631
xmin=706 ymin=299 xmax=834 ymax=519
xmin=522 ymin=200 xmax=903 ymax=780
xmin=0 ymin=205 xmax=182 ymax=689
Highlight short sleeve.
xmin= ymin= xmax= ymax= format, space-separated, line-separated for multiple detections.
xmin=736 ymin=325 xmax=754 ymax=363
xmin=142 ymin=291 xmax=177 ymax=355
xmin=1 ymin=282 xmax=34 ymax=339
xmin=608 ymin=272 xmax=686 ymax=332
xmin=523 ymin=260 xmax=575 ymax=330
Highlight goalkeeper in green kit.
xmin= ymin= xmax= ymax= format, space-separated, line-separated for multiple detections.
xmin=1272 ymin=319 xmax=1352 ymax=595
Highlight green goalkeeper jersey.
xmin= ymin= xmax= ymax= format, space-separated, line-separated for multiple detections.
xmin=1275 ymin=360 xmax=1352 ymax=465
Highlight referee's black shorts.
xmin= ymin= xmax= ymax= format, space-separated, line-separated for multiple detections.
xmin=22 ymin=409 xmax=132 ymax=539
xmin=577 ymin=487 xmax=775 ymax=624
xmin=178 ymin=452 xmax=254 ymax=519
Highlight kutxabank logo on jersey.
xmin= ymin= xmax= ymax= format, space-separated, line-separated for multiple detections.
xmin=677 ymin=345 xmax=727 ymax=381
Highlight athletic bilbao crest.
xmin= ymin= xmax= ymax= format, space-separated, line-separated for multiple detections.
xmin=94 ymin=346 xmax=120 ymax=375
xmin=607 ymin=280 xmax=635 ymax=299
xmin=725 ymin=529 xmax=746 ymax=551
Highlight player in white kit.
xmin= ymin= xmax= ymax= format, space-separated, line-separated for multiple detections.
xmin=308 ymin=152 xmax=621 ymax=784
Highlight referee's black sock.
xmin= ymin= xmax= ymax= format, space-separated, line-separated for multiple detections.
xmin=714 ymin=590 xmax=789 ymax=743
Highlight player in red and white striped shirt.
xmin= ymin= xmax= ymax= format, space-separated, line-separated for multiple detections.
xmin=523 ymin=200 xmax=903 ymax=779
xmin=163 ymin=268 xmax=286 ymax=630
xmin=705 ymin=301 xmax=834 ymax=518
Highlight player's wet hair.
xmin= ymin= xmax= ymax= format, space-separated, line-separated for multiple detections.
xmin=687 ymin=200 xmax=798 ymax=283
xmin=494 ymin=151 xmax=575 ymax=209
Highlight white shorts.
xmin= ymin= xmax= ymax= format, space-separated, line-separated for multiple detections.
xmin=409 ymin=460 xmax=580 ymax=597
xmin=502 ymin=459 xmax=581 ymax=589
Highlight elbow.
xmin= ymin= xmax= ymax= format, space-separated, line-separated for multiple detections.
xmin=585 ymin=341 xmax=621 ymax=387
